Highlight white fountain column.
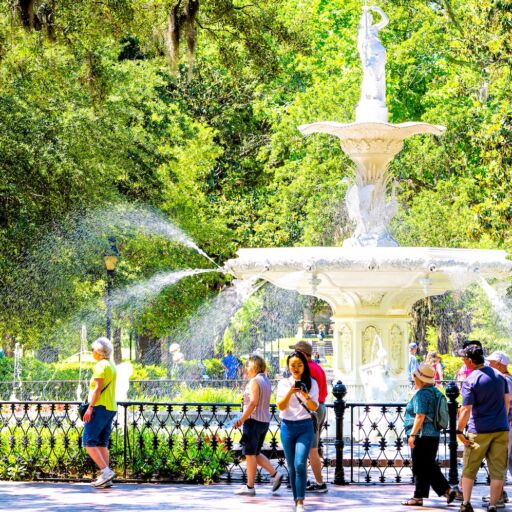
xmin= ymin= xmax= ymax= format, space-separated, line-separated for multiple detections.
xmin=329 ymin=290 xmax=412 ymax=399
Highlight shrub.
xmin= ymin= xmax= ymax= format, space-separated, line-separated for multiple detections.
xmin=173 ymin=385 xmax=241 ymax=404
xmin=0 ymin=415 xmax=232 ymax=483
xmin=202 ymin=359 xmax=224 ymax=379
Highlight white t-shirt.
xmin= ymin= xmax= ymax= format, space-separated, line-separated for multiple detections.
xmin=276 ymin=377 xmax=319 ymax=421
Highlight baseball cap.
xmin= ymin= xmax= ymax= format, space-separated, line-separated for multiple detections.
xmin=487 ymin=351 xmax=510 ymax=366
xmin=289 ymin=340 xmax=313 ymax=356
xmin=409 ymin=343 xmax=417 ymax=349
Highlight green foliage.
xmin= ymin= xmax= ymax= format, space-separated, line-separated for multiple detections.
xmin=130 ymin=363 xmax=167 ymax=381
xmin=439 ymin=355 xmax=462 ymax=381
xmin=202 ymin=359 xmax=224 ymax=380
xmin=0 ymin=0 xmax=511 ymax=360
xmin=0 ymin=416 xmax=231 ymax=483
xmin=172 ymin=385 xmax=241 ymax=404
xmin=122 ymin=430 xmax=232 ymax=483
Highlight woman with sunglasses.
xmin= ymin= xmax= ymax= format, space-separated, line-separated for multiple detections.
xmin=277 ymin=351 xmax=319 ymax=512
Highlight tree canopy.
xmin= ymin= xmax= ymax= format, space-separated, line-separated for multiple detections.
xmin=0 ymin=0 xmax=510 ymax=357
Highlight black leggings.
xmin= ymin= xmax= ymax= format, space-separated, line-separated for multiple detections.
xmin=411 ymin=436 xmax=450 ymax=498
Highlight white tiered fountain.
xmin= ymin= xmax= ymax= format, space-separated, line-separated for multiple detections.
xmin=225 ymin=6 xmax=512 ymax=400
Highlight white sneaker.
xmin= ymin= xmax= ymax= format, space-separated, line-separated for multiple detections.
xmin=234 ymin=485 xmax=255 ymax=496
xmin=272 ymin=471 xmax=284 ymax=492
xmin=92 ymin=468 xmax=116 ymax=487
xmin=296 ymin=505 xmax=305 ymax=512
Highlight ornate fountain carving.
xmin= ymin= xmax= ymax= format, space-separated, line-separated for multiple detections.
xmin=299 ymin=5 xmax=445 ymax=248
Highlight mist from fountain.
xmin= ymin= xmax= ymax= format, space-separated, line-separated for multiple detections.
xmin=478 ymin=277 xmax=512 ymax=335
xmin=10 ymin=343 xmax=22 ymax=402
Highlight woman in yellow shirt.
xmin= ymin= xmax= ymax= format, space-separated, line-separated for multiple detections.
xmin=82 ymin=337 xmax=117 ymax=488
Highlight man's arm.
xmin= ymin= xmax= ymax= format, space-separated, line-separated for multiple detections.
xmin=456 ymin=404 xmax=472 ymax=446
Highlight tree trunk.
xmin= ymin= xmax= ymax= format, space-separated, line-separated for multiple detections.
xmin=136 ymin=332 xmax=161 ymax=365
xmin=410 ymin=298 xmax=431 ymax=357
xmin=113 ymin=327 xmax=122 ymax=365
xmin=18 ymin=0 xmax=36 ymax=29
xmin=167 ymin=1 xmax=183 ymax=74
xmin=185 ymin=0 xmax=199 ymax=80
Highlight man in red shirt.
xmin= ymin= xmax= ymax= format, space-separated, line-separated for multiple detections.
xmin=291 ymin=340 xmax=328 ymax=493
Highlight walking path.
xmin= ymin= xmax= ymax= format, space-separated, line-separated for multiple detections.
xmin=0 ymin=481 xmax=493 ymax=512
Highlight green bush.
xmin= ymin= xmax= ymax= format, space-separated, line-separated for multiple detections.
xmin=0 ymin=414 xmax=232 ymax=483
xmin=202 ymin=359 xmax=224 ymax=379
xmin=174 ymin=385 xmax=242 ymax=404
xmin=127 ymin=429 xmax=232 ymax=483
xmin=130 ymin=363 xmax=167 ymax=380
xmin=439 ymin=354 xmax=462 ymax=380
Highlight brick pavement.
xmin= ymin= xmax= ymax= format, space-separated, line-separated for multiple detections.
xmin=0 ymin=481 xmax=493 ymax=512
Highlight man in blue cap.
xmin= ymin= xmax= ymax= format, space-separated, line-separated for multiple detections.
xmin=408 ymin=342 xmax=419 ymax=387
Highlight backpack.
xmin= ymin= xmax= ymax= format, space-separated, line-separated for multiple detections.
xmin=425 ymin=387 xmax=449 ymax=431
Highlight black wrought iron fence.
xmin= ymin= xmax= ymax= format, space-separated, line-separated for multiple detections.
xmin=0 ymin=382 xmax=490 ymax=484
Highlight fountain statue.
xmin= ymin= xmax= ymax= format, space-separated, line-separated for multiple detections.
xmin=359 ymin=335 xmax=398 ymax=402
xmin=224 ymin=5 xmax=512 ymax=395
xmin=357 ymin=6 xmax=389 ymax=122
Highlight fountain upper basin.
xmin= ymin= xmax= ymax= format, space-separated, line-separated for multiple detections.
xmin=225 ymin=246 xmax=511 ymax=315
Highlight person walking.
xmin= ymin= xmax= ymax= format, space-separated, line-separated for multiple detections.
xmin=277 ymin=351 xmax=319 ymax=512
xmin=425 ymin=351 xmax=444 ymax=388
xmin=290 ymin=340 xmax=328 ymax=493
xmin=82 ymin=337 xmax=117 ymax=488
xmin=221 ymin=350 xmax=240 ymax=379
xmin=481 ymin=350 xmax=512 ymax=508
xmin=233 ymin=355 xmax=284 ymax=496
xmin=402 ymin=363 xmax=456 ymax=507
xmin=456 ymin=343 xmax=510 ymax=512
xmin=408 ymin=343 xmax=419 ymax=388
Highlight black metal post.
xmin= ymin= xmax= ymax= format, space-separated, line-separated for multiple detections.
xmin=129 ymin=329 xmax=133 ymax=360
xmin=332 ymin=380 xmax=349 ymax=485
xmin=106 ymin=268 xmax=114 ymax=339
xmin=445 ymin=380 xmax=460 ymax=485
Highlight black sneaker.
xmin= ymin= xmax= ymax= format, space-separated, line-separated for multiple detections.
xmin=454 ymin=486 xmax=464 ymax=502
xmin=460 ymin=503 xmax=474 ymax=512
xmin=306 ymin=482 xmax=328 ymax=493
xmin=488 ymin=506 xmax=497 ymax=512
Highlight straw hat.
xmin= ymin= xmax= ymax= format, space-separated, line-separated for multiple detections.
xmin=413 ymin=363 xmax=435 ymax=385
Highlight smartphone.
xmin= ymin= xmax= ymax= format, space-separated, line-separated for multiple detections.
xmin=294 ymin=381 xmax=306 ymax=391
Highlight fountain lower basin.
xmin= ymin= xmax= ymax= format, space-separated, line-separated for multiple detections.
xmin=225 ymin=246 xmax=511 ymax=394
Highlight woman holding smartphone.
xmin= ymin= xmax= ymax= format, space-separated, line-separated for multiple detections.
xmin=277 ymin=351 xmax=319 ymax=512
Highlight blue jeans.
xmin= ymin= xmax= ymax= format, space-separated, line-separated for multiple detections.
xmin=281 ymin=418 xmax=315 ymax=501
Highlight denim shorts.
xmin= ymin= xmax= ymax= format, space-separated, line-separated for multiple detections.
xmin=82 ymin=405 xmax=117 ymax=448
xmin=241 ymin=419 xmax=270 ymax=456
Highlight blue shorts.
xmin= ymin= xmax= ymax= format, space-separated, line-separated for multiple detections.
xmin=82 ymin=406 xmax=117 ymax=448
xmin=241 ymin=419 xmax=270 ymax=456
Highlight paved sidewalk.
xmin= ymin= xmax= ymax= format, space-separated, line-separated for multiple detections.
xmin=0 ymin=481 xmax=494 ymax=512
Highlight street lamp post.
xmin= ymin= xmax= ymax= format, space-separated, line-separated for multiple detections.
xmin=103 ymin=236 xmax=119 ymax=340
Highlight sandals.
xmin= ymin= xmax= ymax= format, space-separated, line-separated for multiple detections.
xmin=445 ymin=488 xmax=457 ymax=504
xmin=402 ymin=497 xmax=423 ymax=506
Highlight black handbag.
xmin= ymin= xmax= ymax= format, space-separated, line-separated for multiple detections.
xmin=78 ymin=382 xmax=111 ymax=420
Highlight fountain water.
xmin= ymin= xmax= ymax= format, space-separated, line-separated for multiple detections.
xmin=224 ymin=5 xmax=512 ymax=393
xmin=359 ymin=335 xmax=399 ymax=402
xmin=10 ymin=343 xmax=22 ymax=401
